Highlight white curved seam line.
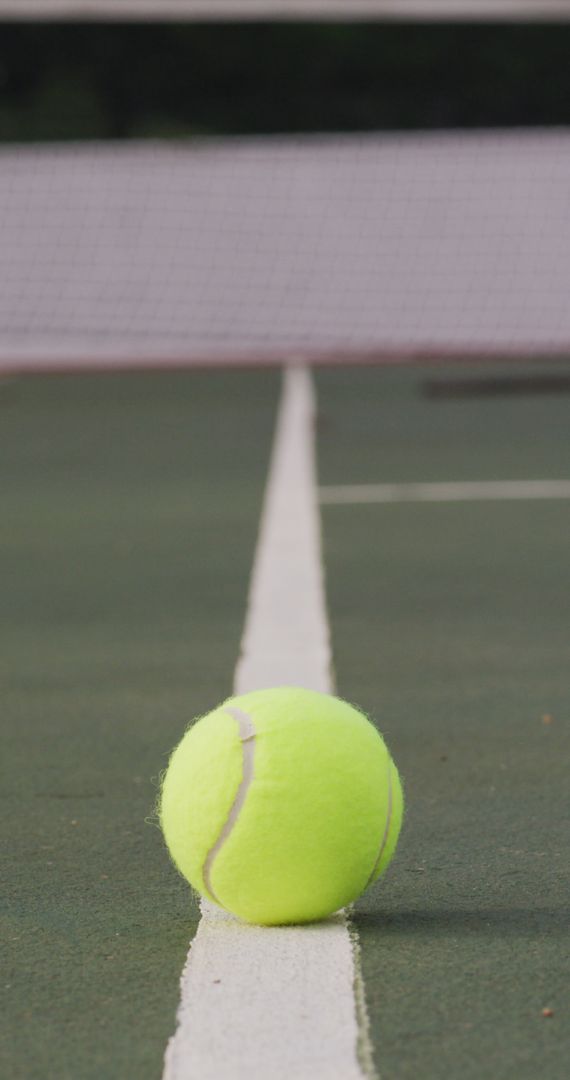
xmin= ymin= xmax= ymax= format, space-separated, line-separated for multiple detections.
xmin=365 ymin=755 xmax=393 ymax=888
xmin=202 ymin=707 xmax=256 ymax=905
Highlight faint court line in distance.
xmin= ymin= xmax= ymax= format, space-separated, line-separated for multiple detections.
xmin=319 ymin=480 xmax=570 ymax=505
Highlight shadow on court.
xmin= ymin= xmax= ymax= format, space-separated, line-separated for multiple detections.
xmin=354 ymin=906 xmax=568 ymax=937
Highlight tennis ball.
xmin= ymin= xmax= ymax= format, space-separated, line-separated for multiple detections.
xmin=159 ymin=686 xmax=403 ymax=926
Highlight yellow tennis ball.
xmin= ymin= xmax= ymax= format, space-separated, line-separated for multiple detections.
xmin=159 ymin=686 xmax=403 ymax=926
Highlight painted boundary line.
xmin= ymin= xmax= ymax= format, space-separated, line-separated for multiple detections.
xmin=320 ymin=480 xmax=570 ymax=505
xmin=162 ymin=365 xmax=372 ymax=1080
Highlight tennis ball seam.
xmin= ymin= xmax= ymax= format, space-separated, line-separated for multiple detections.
xmin=364 ymin=752 xmax=394 ymax=888
xmin=202 ymin=706 xmax=256 ymax=906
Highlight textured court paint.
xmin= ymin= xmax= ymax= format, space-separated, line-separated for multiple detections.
xmin=234 ymin=365 xmax=331 ymax=694
xmin=317 ymin=364 xmax=570 ymax=1080
xmin=162 ymin=366 xmax=370 ymax=1079
xmin=164 ymin=912 xmax=366 ymax=1080
xmin=320 ymin=479 xmax=570 ymax=505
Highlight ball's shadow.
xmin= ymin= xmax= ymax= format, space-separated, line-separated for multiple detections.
xmin=352 ymin=906 xmax=567 ymax=937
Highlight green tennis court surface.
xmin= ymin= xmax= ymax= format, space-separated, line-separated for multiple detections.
xmin=317 ymin=365 xmax=569 ymax=1079
xmin=0 ymin=371 xmax=279 ymax=1079
xmin=2 ymin=362 xmax=568 ymax=1078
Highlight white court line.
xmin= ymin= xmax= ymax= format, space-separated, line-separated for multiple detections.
xmin=163 ymin=366 xmax=371 ymax=1080
xmin=320 ymin=479 xmax=570 ymax=506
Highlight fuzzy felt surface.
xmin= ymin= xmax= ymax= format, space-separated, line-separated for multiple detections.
xmin=160 ymin=687 xmax=402 ymax=925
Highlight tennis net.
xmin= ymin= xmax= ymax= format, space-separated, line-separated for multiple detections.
xmin=2 ymin=129 xmax=570 ymax=371
xmin=1 ymin=11 xmax=569 ymax=371
xmin=1 ymin=2 xmax=570 ymax=21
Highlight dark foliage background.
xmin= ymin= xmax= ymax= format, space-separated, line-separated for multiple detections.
xmin=1 ymin=21 xmax=569 ymax=141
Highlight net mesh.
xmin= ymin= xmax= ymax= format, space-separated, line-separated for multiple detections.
xmin=2 ymin=6 xmax=570 ymax=371
xmin=1 ymin=129 xmax=569 ymax=370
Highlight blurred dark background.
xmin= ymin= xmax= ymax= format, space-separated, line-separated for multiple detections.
xmin=1 ymin=21 xmax=569 ymax=142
